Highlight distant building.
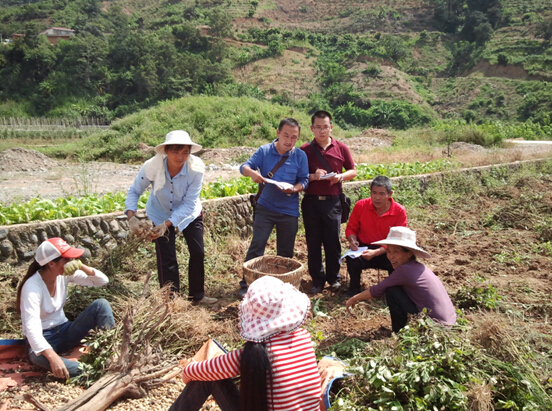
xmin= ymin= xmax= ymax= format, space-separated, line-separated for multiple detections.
xmin=38 ymin=27 xmax=75 ymax=45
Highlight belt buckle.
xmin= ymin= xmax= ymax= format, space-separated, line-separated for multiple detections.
xmin=318 ymin=196 xmax=327 ymax=200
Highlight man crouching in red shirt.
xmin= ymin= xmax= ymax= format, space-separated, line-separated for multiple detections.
xmin=344 ymin=176 xmax=407 ymax=298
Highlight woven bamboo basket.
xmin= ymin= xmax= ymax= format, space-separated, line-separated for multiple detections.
xmin=243 ymin=255 xmax=305 ymax=289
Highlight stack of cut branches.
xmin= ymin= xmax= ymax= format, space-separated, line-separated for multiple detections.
xmin=25 ymin=272 xmax=182 ymax=411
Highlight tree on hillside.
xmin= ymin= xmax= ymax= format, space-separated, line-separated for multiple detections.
xmin=208 ymin=8 xmax=232 ymax=39
xmin=381 ymin=34 xmax=408 ymax=62
xmin=56 ymin=33 xmax=108 ymax=94
xmin=466 ymin=0 xmax=502 ymax=27
xmin=447 ymin=40 xmax=479 ymax=75
xmin=431 ymin=0 xmax=502 ymax=35
xmin=430 ymin=0 xmax=465 ymax=33
xmin=460 ymin=11 xmax=493 ymax=46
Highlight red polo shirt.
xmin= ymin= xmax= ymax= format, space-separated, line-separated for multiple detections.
xmin=345 ymin=198 xmax=407 ymax=245
xmin=300 ymin=138 xmax=355 ymax=196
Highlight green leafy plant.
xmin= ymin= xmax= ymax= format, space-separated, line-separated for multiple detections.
xmin=455 ymin=278 xmax=501 ymax=310
xmin=0 ymin=192 xmax=149 ymax=225
xmin=201 ymin=176 xmax=257 ymax=199
xmin=355 ymin=159 xmax=455 ymax=181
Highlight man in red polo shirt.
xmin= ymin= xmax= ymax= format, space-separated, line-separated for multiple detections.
xmin=301 ymin=111 xmax=357 ymax=294
xmin=344 ymin=176 xmax=407 ymax=298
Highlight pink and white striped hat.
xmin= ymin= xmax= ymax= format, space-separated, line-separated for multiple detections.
xmin=239 ymin=276 xmax=310 ymax=343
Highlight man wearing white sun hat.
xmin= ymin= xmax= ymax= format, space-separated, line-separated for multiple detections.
xmin=346 ymin=226 xmax=456 ymax=332
xmin=125 ymin=130 xmax=217 ymax=304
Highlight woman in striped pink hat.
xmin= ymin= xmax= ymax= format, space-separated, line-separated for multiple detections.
xmin=170 ymin=275 xmax=322 ymax=411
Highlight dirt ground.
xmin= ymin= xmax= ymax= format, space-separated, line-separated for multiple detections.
xmin=1 ymin=138 xmax=552 ymax=410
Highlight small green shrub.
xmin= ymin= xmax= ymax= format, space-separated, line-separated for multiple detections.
xmin=455 ymin=281 xmax=501 ymax=310
xmin=363 ymin=63 xmax=382 ymax=77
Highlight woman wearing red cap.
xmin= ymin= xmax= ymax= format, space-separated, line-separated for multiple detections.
xmin=15 ymin=238 xmax=115 ymax=380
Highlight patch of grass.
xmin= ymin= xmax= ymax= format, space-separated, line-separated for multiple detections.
xmin=493 ymin=250 xmax=531 ymax=266
xmin=80 ymin=96 xmax=314 ymax=162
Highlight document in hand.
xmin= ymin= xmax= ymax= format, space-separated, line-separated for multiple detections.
xmin=265 ymin=178 xmax=294 ymax=191
xmin=319 ymin=172 xmax=337 ymax=180
xmin=338 ymin=246 xmax=368 ymax=264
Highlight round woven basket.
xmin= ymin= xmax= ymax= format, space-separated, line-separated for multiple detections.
xmin=243 ymin=255 xmax=305 ymax=289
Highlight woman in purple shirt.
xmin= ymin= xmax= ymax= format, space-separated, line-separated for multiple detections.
xmin=346 ymin=226 xmax=456 ymax=332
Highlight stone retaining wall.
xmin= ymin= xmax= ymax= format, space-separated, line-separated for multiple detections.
xmin=0 ymin=159 xmax=546 ymax=266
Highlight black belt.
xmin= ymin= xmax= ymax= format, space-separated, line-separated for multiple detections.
xmin=306 ymin=194 xmax=340 ymax=201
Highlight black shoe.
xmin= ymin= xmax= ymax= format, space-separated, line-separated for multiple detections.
xmin=330 ymin=281 xmax=341 ymax=292
xmin=238 ymin=286 xmax=248 ymax=299
xmin=346 ymin=289 xmax=360 ymax=299
xmin=309 ymin=285 xmax=324 ymax=294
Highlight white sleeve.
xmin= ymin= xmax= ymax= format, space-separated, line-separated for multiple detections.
xmin=70 ymin=268 xmax=109 ymax=287
xmin=20 ymin=284 xmax=51 ymax=355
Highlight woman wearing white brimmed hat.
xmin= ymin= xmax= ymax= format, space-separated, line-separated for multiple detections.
xmin=346 ymin=226 xmax=456 ymax=332
xmin=169 ymin=276 xmax=322 ymax=411
xmin=125 ymin=130 xmax=217 ymax=304
xmin=16 ymin=238 xmax=115 ymax=380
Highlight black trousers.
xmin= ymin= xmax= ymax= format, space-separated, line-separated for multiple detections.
xmin=302 ymin=195 xmax=342 ymax=288
xmin=385 ymin=286 xmax=420 ymax=333
xmin=154 ymin=214 xmax=205 ymax=300
xmin=169 ymin=379 xmax=240 ymax=411
xmin=345 ymin=244 xmax=394 ymax=294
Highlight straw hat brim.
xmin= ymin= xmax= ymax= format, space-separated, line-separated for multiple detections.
xmin=372 ymin=238 xmax=431 ymax=259
xmin=155 ymin=141 xmax=202 ymax=155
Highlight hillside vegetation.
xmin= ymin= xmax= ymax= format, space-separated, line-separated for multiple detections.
xmin=1 ymin=0 xmax=552 ymax=138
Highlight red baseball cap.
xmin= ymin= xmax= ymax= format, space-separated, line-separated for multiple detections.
xmin=35 ymin=238 xmax=84 ymax=266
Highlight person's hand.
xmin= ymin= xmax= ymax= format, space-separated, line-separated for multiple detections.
xmin=314 ymin=169 xmax=327 ymax=180
xmin=318 ymin=358 xmax=346 ymax=394
xmin=361 ymin=249 xmax=379 ymax=261
xmin=48 ymin=353 xmax=70 ymax=380
xmin=151 ymin=223 xmax=168 ymax=239
xmin=328 ymin=173 xmax=342 ymax=185
xmin=63 ymin=260 xmax=82 ymax=276
xmin=281 ymin=186 xmax=295 ymax=196
xmin=251 ymin=171 xmax=266 ymax=184
xmin=348 ymin=236 xmax=359 ymax=251
xmin=346 ymin=296 xmax=359 ymax=312
xmin=128 ymin=216 xmax=140 ymax=235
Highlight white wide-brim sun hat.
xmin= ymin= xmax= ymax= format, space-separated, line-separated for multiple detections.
xmin=372 ymin=226 xmax=431 ymax=259
xmin=239 ymin=276 xmax=310 ymax=343
xmin=155 ymin=130 xmax=202 ymax=155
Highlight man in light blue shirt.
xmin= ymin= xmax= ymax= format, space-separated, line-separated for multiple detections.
xmin=125 ymin=130 xmax=217 ymax=304
xmin=238 ymin=118 xmax=309 ymax=296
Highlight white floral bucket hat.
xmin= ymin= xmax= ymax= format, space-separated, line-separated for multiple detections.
xmin=239 ymin=276 xmax=310 ymax=343
xmin=372 ymin=226 xmax=431 ymax=259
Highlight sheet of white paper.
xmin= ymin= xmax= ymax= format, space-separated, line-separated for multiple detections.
xmin=339 ymin=247 xmax=368 ymax=264
xmin=265 ymin=178 xmax=294 ymax=190
xmin=319 ymin=172 xmax=337 ymax=180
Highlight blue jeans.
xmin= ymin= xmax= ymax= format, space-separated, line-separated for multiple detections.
xmin=169 ymin=379 xmax=240 ymax=411
xmin=240 ymin=204 xmax=298 ymax=289
xmin=27 ymin=298 xmax=115 ymax=378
